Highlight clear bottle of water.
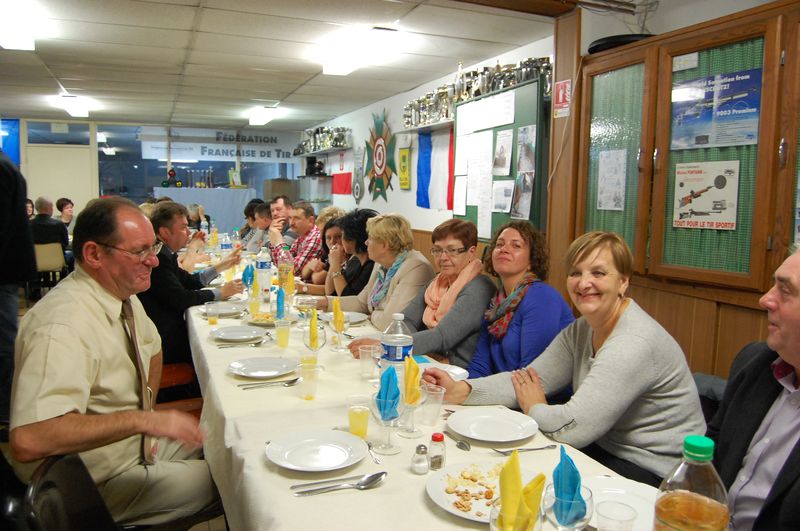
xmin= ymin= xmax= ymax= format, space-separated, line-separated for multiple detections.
xmin=255 ymin=247 xmax=273 ymax=302
xmin=380 ymin=313 xmax=413 ymax=391
xmin=231 ymin=228 xmax=241 ymax=248
xmin=219 ymin=232 xmax=232 ymax=251
xmin=655 ymin=435 xmax=730 ymax=530
xmin=200 ymin=218 xmax=209 ymax=234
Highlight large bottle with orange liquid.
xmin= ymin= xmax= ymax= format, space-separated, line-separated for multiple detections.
xmin=654 ymin=435 xmax=729 ymax=530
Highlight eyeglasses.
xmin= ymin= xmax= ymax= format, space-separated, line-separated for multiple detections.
xmin=430 ymin=247 xmax=468 ymax=257
xmin=97 ymin=241 xmax=162 ymax=262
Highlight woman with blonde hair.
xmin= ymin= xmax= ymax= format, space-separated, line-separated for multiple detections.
xmin=321 ymin=213 xmax=434 ymax=330
xmin=424 ymin=231 xmax=704 ymax=486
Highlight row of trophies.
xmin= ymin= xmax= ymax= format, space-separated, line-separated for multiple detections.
xmin=402 ymin=57 xmax=552 ymax=129
xmin=293 ymin=126 xmax=351 ymax=156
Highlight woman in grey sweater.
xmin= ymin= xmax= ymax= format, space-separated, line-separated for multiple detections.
xmin=349 ymin=219 xmax=495 ymax=368
xmin=424 ymin=231 xmax=705 ymax=486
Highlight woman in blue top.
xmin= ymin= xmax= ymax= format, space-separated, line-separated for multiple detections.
xmin=467 ymin=221 xmax=574 ymax=377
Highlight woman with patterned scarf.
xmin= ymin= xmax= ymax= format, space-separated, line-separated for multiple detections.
xmin=347 ymin=219 xmax=496 ymax=369
xmin=320 ymin=213 xmax=434 ymax=331
xmin=466 ymin=221 xmax=573 ymax=377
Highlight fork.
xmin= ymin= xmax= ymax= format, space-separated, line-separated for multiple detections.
xmin=490 ymin=445 xmax=557 ymax=456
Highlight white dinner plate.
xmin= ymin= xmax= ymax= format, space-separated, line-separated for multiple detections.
xmin=246 ymin=315 xmax=298 ymax=328
xmin=319 ymin=311 xmax=369 ymax=325
xmin=265 ymin=429 xmax=368 ymax=472
xmin=199 ymin=301 xmax=245 ymax=317
xmin=228 ymin=357 xmax=299 ymax=379
xmin=211 ymin=326 xmax=265 ymax=342
xmin=425 ymin=461 xmax=538 ymax=523
xmin=584 ymin=475 xmax=657 ymax=530
xmin=447 ymin=408 xmax=538 ymax=442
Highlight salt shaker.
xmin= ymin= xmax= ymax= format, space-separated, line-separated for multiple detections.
xmin=411 ymin=444 xmax=429 ymax=474
xmin=429 ymin=432 xmax=446 ymax=471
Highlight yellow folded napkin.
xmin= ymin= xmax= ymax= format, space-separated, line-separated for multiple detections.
xmin=404 ymin=355 xmax=421 ymax=405
xmin=332 ymin=297 xmax=345 ymax=331
xmin=498 ymin=450 xmax=546 ymax=531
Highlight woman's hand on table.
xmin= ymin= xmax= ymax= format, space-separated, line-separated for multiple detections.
xmin=422 ymin=368 xmax=471 ymax=404
xmin=348 ymin=337 xmax=381 ymax=358
xmin=221 ymin=279 xmax=244 ymax=299
xmin=511 ymin=367 xmax=546 ymax=414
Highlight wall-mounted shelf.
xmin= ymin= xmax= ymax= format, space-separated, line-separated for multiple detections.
xmin=299 ymin=147 xmax=351 ymax=157
xmin=396 ymin=118 xmax=454 ymax=135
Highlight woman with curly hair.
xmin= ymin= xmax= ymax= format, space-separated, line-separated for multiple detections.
xmin=466 ymin=221 xmax=573 ymax=377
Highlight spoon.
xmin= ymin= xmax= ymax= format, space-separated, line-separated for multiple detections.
xmin=239 ymin=377 xmax=301 ymax=390
xmin=292 ymin=471 xmax=388 ymax=497
xmin=444 ymin=429 xmax=471 ymax=451
xmin=218 ymin=338 xmax=266 ymax=348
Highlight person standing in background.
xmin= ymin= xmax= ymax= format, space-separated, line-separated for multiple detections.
xmin=0 ymin=150 xmax=36 ymax=434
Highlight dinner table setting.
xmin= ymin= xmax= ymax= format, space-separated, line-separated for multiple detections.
xmin=186 ymin=274 xmax=658 ymax=530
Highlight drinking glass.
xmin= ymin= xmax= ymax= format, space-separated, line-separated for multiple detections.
xmin=297 ymin=364 xmax=324 ymax=400
xmin=358 ymin=345 xmax=382 ymax=380
xmin=204 ymin=301 xmax=219 ymax=330
xmin=419 ymin=382 xmax=446 ymax=425
xmin=542 ymin=484 xmax=593 ymax=531
xmin=368 ymin=392 xmax=405 ymax=455
xmin=490 ymin=498 xmax=543 ymax=531
xmin=302 ymin=324 xmax=327 ymax=363
xmin=294 ymin=295 xmax=317 ymax=326
xmin=274 ymin=319 xmax=291 ymax=348
xmin=242 ymin=262 xmax=255 ymax=297
xmin=596 ymin=501 xmax=636 ymax=531
xmin=398 ymin=384 xmax=426 ymax=439
xmin=347 ymin=395 xmax=370 ymax=439
xmin=328 ymin=314 xmax=351 ymax=354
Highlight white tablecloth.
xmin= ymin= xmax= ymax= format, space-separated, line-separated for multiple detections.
xmin=187 ymin=308 xmax=655 ymax=530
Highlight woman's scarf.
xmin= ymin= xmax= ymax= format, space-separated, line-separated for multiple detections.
xmin=422 ymin=259 xmax=483 ymax=328
xmin=485 ymin=272 xmax=538 ymax=340
xmin=368 ymin=251 xmax=409 ymax=311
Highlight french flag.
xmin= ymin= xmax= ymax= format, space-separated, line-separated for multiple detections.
xmin=416 ymin=129 xmax=454 ymax=210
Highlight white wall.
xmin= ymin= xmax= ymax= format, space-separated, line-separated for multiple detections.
xmin=24 ymin=145 xmax=98 ymax=215
xmin=318 ymin=36 xmax=554 ymax=232
xmin=581 ymin=0 xmax=772 ymax=56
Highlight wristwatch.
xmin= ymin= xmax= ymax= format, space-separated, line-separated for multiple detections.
xmin=301 ymin=284 xmax=309 ymax=293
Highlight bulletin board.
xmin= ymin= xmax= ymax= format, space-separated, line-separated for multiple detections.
xmin=453 ymin=79 xmax=549 ymax=240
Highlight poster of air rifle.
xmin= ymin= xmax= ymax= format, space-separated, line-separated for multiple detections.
xmin=673 ymin=161 xmax=739 ymax=230
xmin=671 ymin=68 xmax=761 ymax=150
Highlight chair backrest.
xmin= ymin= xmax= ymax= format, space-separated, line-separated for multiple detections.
xmin=25 ymin=454 xmax=117 ymax=531
xmin=33 ymin=243 xmax=66 ymax=273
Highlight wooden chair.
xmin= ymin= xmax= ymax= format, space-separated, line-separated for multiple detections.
xmin=28 ymin=243 xmax=68 ymax=300
xmin=25 ymin=454 xmax=224 ymax=531
xmin=157 ymin=363 xmax=203 ymax=420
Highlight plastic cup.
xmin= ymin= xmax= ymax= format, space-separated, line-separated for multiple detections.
xmin=419 ymin=382 xmax=445 ymax=425
xmin=297 ymin=364 xmax=323 ymax=401
xmin=347 ymin=395 xmax=370 ymax=439
xmin=204 ymin=302 xmax=219 ymax=328
xmin=596 ymin=501 xmax=637 ymax=531
xmin=274 ymin=319 xmax=291 ymax=348
xmin=359 ymin=345 xmax=382 ymax=380
xmin=299 ymin=352 xmax=318 ymax=365
xmin=248 ymin=297 xmax=260 ymax=316
xmin=490 ymin=498 xmax=541 ymax=531
xmin=223 ymin=267 xmax=234 ymax=282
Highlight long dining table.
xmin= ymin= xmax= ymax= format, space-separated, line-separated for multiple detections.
xmin=186 ymin=304 xmax=657 ymax=530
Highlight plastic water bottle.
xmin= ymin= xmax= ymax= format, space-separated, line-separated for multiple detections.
xmin=231 ymin=228 xmax=241 ymax=249
xmin=380 ymin=313 xmax=413 ymax=392
xmin=655 ymin=435 xmax=729 ymax=530
xmin=255 ymin=247 xmax=273 ymax=303
xmin=200 ymin=218 xmax=209 ymax=234
xmin=219 ymin=232 xmax=232 ymax=252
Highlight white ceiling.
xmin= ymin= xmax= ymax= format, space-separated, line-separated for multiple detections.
xmin=0 ymin=0 xmax=554 ymax=132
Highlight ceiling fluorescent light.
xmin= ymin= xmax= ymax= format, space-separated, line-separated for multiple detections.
xmin=247 ymin=106 xmax=287 ymax=126
xmin=312 ymin=25 xmax=413 ymax=76
xmin=59 ymin=95 xmax=89 ymax=117
xmin=0 ymin=0 xmax=56 ymax=50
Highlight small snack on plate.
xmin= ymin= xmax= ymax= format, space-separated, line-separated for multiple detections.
xmin=444 ymin=463 xmax=501 ymax=516
xmin=250 ymin=312 xmax=275 ymax=324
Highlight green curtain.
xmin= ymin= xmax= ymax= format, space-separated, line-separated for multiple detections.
xmin=585 ymin=63 xmax=644 ymax=253
xmin=661 ymin=38 xmax=764 ymax=273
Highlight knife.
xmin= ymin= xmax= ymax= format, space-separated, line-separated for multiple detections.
xmin=289 ymin=473 xmax=366 ymax=491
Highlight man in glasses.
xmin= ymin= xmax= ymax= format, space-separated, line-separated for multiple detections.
xmin=139 ymin=201 xmax=242 ymax=371
xmin=9 ymin=197 xmax=222 ymax=526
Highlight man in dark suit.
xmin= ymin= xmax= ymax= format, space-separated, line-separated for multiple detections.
xmin=139 ymin=202 xmax=242 ymax=372
xmin=708 ymin=251 xmax=800 ymax=530
xmin=30 ymin=196 xmax=69 ymax=250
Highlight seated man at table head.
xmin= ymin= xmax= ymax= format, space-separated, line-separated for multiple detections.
xmin=245 ymin=202 xmax=272 ymax=253
xmin=708 ymin=250 xmax=800 ymax=529
xmin=269 ymin=194 xmax=296 ymax=245
xmin=424 ymin=231 xmax=704 ymax=487
xmin=10 ymin=196 xmax=221 ymax=526
xmin=31 ymin=196 xmax=69 ymax=251
xmin=139 ymin=201 xmax=242 ymax=368
xmin=268 ymin=200 xmax=323 ymax=275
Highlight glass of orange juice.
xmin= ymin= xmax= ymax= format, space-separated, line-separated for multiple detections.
xmin=248 ymin=296 xmax=260 ymax=317
xmin=347 ymin=395 xmax=370 ymax=439
xmin=223 ymin=266 xmax=234 ymax=282
xmin=274 ymin=319 xmax=291 ymax=348
xmin=204 ymin=301 xmax=219 ymax=329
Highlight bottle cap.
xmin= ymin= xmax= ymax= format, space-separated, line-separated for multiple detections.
xmin=683 ymin=434 xmax=714 ymax=461
xmin=431 ymin=432 xmax=444 ymax=442
xmin=392 ymin=313 xmax=404 ymax=320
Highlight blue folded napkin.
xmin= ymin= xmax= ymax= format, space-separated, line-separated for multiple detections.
xmin=376 ymin=366 xmax=400 ymax=421
xmin=552 ymin=446 xmax=586 ymax=526
xmin=276 ymin=287 xmax=285 ymax=319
